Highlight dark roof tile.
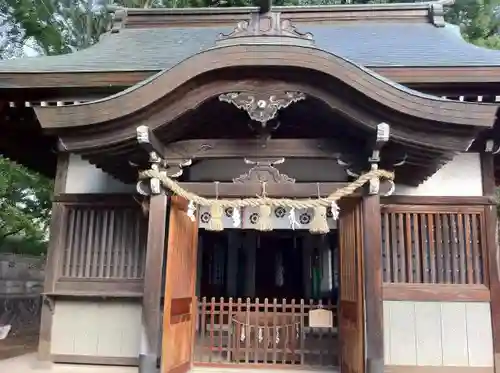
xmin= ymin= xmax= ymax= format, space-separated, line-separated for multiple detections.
xmin=0 ymin=22 xmax=499 ymax=73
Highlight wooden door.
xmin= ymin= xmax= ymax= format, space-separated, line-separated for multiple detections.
xmin=162 ymin=196 xmax=199 ymax=373
xmin=338 ymin=199 xmax=365 ymax=373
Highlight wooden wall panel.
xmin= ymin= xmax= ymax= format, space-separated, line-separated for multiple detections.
xmin=468 ymin=302 xmax=496 ymax=367
xmin=383 ymin=301 xmax=493 ymax=368
xmin=414 ymin=302 xmax=442 ymax=366
xmin=385 ymin=301 xmax=417 ymax=365
xmin=440 ymin=303 xmax=468 ymax=366
xmin=50 ymin=299 xmax=141 ymax=364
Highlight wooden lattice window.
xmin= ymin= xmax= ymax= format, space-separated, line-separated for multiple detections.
xmin=381 ymin=205 xmax=487 ymax=284
xmin=60 ymin=205 xmax=147 ymax=279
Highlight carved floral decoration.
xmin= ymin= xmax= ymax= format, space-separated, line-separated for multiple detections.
xmin=219 ymin=91 xmax=306 ymax=124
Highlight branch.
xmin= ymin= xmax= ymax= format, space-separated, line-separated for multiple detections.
xmin=1 ymin=228 xmax=23 ymax=240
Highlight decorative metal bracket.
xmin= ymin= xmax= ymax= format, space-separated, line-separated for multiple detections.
xmin=368 ymin=122 xmax=390 ymax=195
xmin=219 ymin=91 xmax=306 ymax=126
xmin=430 ymin=3 xmax=446 ymax=27
xmin=233 ymin=158 xmax=295 ymax=184
xmin=336 ymin=122 xmax=396 ymax=195
xmin=136 ymin=126 xmax=190 ymax=196
xmin=42 ymin=294 xmax=55 ymax=314
xmin=485 ymin=139 xmax=500 ymax=155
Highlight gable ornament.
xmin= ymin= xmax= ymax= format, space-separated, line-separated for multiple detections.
xmin=216 ymin=11 xmax=314 ymax=46
xmin=219 ymin=91 xmax=306 ymax=124
xmin=232 ymin=158 xmax=295 ymax=184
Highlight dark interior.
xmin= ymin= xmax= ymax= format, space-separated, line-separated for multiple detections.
xmin=198 ymin=229 xmax=339 ymax=302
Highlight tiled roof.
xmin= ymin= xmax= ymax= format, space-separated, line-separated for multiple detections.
xmin=1 ymin=15 xmax=500 ymax=72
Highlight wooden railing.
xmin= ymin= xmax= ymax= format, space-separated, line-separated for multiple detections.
xmin=195 ymin=297 xmax=338 ymax=367
xmin=381 ymin=205 xmax=487 ymax=285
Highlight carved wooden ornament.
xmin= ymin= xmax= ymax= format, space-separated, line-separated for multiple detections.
xmin=217 ymin=11 xmax=314 ymax=45
xmin=219 ymin=91 xmax=306 ymax=124
xmin=233 ymin=158 xmax=295 ymax=184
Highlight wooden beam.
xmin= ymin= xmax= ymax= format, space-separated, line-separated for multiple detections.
xmin=382 ymin=283 xmax=491 ymax=302
xmin=140 ymin=193 xmax=169 ymax=372
xmin=362 ymin=194 xmax=384 ymax=373
xmin=163 ymin=138 xmax=343 ymax=160
xmin=53 ymin=152 xmax=69 ymax=195
xmin=381 ymin=195 xmax=496 ymax=206
xmin=137 ymin=125 xmax=166 ymax=157
xmin=5 ymin=67 xmax=500 ymax=90
xmin=177 ymin=181 xmax=396 ymax=198
xmin=176 ymin=180 xmax=394 ymax=198
xmin=177 ymin=182 xmax=351 ymax=198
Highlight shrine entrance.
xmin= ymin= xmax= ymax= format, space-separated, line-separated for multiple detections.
xmin=194 ymin=228 xmax=340 ymax=368
xmin=161 ymin=196 xmax=365 ymax=373
xmin=127 ymin=49 xmax=396 ymax=373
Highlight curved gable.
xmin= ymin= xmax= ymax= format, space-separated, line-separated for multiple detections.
xmin=34 ymin=44 xmax=497 ymax=131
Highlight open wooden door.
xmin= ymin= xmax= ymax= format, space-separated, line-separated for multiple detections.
xmin=338 ymin=199 xmax=365 ymax=373
xmin=162 ymin=196 xmax=199 ymax=373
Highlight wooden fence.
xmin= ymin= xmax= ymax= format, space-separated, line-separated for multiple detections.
xmin=195 ymin=297 xmax=338 ymax=367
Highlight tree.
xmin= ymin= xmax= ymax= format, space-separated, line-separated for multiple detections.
xmin=445 ymin=0 xmax=500 ymax=49
xmin=0 ymin=157 xmax=53 ymax=254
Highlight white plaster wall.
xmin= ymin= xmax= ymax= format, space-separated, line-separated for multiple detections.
xmin=51 ymin=299 xmax=141 ymax=359
xmin=395 ymin=153 xmax=483 ymax=197
xmin=65 ymin=154 xmax=135 ymax=194
xmin=383 ymin=300 xmax=493 ymax=367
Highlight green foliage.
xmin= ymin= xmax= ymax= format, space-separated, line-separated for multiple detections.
xmin=445 ymin=0 xmax=500 ymax=49
xmin=0 ymin=157 xmax=53 ymax=255
xmin=0 ymin=236 xmax=48 ymax=257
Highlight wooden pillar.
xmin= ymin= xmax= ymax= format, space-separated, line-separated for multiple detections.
xmin=38 ymin=152 xmax=69 ymax=362
xmin=244 ymin=232 xmax=256 ymax=297
xmin=140 ymin=193 xmax=169 ymax=372
xmin=195 ymin=235 xmax=203 ymax=297
xmin=226 ymin=231 xmax=239 ymax=297
xmin=362 ymin=194 xmax=384 ymax=373
xmin=302 ymin=234 xmax=312 ymax=300
xmin=481 ymin=151 xmax=500 ymax=373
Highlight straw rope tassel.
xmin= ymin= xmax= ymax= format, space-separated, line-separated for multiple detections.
xmin=309 ymin=206 xmax=330 ymax=234
xmin=257 ymin=205 xmax=273 ymax=231
xmin=208 ymin=203 xmax=224 ymax=231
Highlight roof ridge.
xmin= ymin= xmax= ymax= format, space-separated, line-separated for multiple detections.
xmin=107 ymin=1 xmax=454 ymax=14
xmin=108 ymin=2 xmax=448 ymax=31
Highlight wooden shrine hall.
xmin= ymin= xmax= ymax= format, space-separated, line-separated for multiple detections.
xmin=2 ymin=2 xmax=500 ymax=373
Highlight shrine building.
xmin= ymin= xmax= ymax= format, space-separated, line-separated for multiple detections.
xmin=1 ymin=2 xmax=500 ymax=373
